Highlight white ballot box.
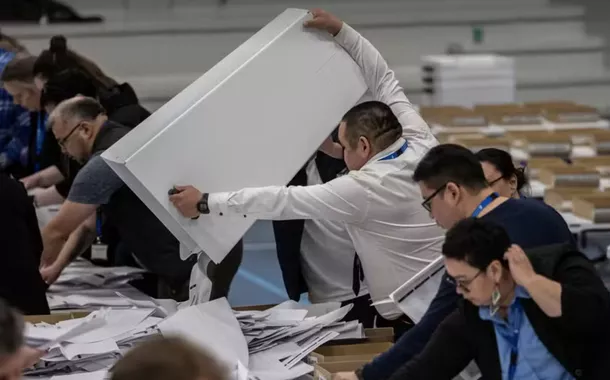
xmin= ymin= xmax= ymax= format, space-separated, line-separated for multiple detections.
xmin=102 ymin=8 xmax=367 ymax=263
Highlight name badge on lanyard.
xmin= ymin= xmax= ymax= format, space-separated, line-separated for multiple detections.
xmin=471 ymin=192 xmax=499 ymax=218
xmin=91 ymin=211 xmax=109 ymax=262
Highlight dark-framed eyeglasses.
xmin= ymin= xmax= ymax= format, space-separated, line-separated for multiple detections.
xmin=421 ymin=183 xmax=448 ymax=212
xmin=487 ymin=176 xmax=503 ymax=186
xmin=446 ymin=270 xmax=483 ymax=293
xmin=57 ymin=122 xmax=84 ymax=148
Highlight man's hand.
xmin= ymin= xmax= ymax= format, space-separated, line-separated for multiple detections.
xmin=333 ymin=372 xmax=358 ymax=380
xmin=20 ymin=174 xmax=40 ymax=190
xmin=40 ymin=262 xmax=65 ymax=285
xmin=303 ymin=8 xmax=343 ymax=36
xmin=169 ymin=185 xmax=203 ymax=219
xmin=504 ymin=244 xmax=537 ymax=288
xmin=40 ymin=228 xmax=64 ymax=269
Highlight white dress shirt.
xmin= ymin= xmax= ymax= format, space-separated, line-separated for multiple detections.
xmin=301 ymin=159 xmax=369 ymax=304
xmin=208 ymin=24 xmax=445 ymax=320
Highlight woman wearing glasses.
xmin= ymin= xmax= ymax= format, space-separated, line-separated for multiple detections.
xmin=476 ymin=148 xmax=527 ymax=199
xmin=388 ymin=218 xmax=610 ymax=380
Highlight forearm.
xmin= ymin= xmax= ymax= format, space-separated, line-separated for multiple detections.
xmin=38 ymin=166 xmax=65 ymax=187
xmin=55 ymin=224 xmax=97 ymax=268
xmin=524 ymin=274 xmax=562 ymax=317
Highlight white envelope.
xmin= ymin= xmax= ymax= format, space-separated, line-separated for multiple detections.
xmin=101 ymin=8 xmax=367 ymax=263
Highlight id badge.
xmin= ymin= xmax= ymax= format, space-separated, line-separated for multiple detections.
xmin=91 ymin=242 xmax=109 ymax=261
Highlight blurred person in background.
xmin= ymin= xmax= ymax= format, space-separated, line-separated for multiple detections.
xmin=1 ymin=56 xmax=59 ymax=190
xmin=0 ymin=298 xmax=43 ymax=380
xmin=0 ymin=33 xmax=34 ymax=179
xmin=476 ymin=148 xmax=527 ymax=199
xmin=22 ymin=35 xmax=150 ymax=207
xmin=110 ymin=336 xmax=228 ymax=380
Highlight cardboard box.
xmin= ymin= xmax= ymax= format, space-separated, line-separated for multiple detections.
xmin=572 ymin=156 xmax=610 ymax=177
xmin=544 ymin=188 xmax=605 ymax=212
xmin=101 ymin=9 xmax=368 ymax=262
xmin=313 ymin=360 xmax=370 ymax=380
xmin=232 ymin=304 xmax=277 ymax=312
xmin=590 ymin=131 xmax=610 ymax=155
xmin=573 ymin=195 xmax=610 ymax=223
xmin=314 ymin=342 xmax=392 ymax=358
xmin=453 ymin=137 xmax=511 ymax=152
xmin=474 ymin=104 xmax=541 ymax=125
xmin=538 ymin=166 xmax=600 ymax=189
xmin=324 ymin=328 xmax=394 ymax=346
xmin=545 ymin=105 xmax=599 ymax=124
xmin=24 ymin=312 xmax=89 ymax=324
xmin=522 ymin=134 xmax=572 ymax=158
xmin=521 ymin=157 xmax=567 ymax=179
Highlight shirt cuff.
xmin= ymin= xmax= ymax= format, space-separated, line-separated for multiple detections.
xmin=334 ymin=23 xmax=358 ymax=49
xmin=207 ymin=192 xmax=231 ymax=216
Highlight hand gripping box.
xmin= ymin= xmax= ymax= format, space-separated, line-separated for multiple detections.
xmin=102 ymin=8 xmax=367 ymax=263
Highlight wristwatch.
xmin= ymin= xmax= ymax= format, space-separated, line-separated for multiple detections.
xmin=196 ymin=193 xmax=211 ymax=214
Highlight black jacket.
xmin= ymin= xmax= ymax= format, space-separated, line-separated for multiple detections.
xmin=388 ymin=244 xmax=610 ymax=380
xmin=0 ymin=174 xmax=50 ymax=314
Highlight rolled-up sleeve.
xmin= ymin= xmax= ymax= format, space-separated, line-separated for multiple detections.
xmin=208 ymin=174 xmax=371 ymax=223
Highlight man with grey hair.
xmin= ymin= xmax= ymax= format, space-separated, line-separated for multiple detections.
xmin=0 ymin=298 xmax=42 ymax=379
xmin=39 ymin=96 xmax=242 ymax=302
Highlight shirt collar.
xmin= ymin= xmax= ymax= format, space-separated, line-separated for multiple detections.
xmin=367 ymin=137 xmax=407 ymax=163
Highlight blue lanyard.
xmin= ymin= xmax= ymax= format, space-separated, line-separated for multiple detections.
xmin=471 ymin=192 xmax=499 ymax=217
xmin=379 ymin=140 xmax=408 ymax=161
xmin=34 ymin=114 xmax=46 ymax=172
xmin=506 ymin=301 xmax=523 ymax=380
xmin=96 ymin=210 xmax=103 ymax=241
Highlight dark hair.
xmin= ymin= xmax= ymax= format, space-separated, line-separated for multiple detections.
xmin=0 ymin=31 xmax=27 ymax=54
xmin=475 ymin=148 xmax=528 ymax=192
xmin=0 ymin=55 xmax=37 ymax=83
xmin=413 ymin=144 xmax=488 ymax=191
xmin=341 ymin=101 xmax=402 ymax=151
xmin=0 ymin=298 xmax=24 ymax=357
xmin=443 ymin=218 xmax=511 ymax=270
xmin=41 ymin=69 xmax=98 ymax=109
xmin=33 ymin=35 xmax=118 ymax=89
xmin=110 ymin=336 xmax=228 ymax=380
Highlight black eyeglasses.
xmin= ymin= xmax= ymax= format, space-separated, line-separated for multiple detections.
xmin=446 ymin=270 xmax=483 ymax=293
xmin=57 ymin=122 xmax=84 ymax=148
xmin=487 ymin=176 xmax=503 ymax=186
xmin=421 ymin=183 xmax=448 ymax=212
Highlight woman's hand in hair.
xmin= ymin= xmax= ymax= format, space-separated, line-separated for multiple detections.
xmin=504 ymin=244 xmax=537 ymax=288
xmin=318 ymin=136 xmax=344 ymax=159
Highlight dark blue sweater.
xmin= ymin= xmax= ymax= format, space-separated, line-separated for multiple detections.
xmin=360 ymin=198 xmax=575 ymax=380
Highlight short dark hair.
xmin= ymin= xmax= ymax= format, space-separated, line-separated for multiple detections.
xmin=0 ymin=55 xmax=37 ymax=83
xmin=342 ymin=101 xmax=402 ymax=151
xmin=110 ymin=336 xmax=228 ymax=380
xmin=475 ymin=148 xmax=528 ymax=192
xmin=0 ymin=298 xmax=24 ymax=357
xmin=413 ymin=144 xmax=489 ymax=191
xmin=41 ymin=69 xmax=98 ymax=109
xmin=443 ymin=218 xmax=511 ymax=270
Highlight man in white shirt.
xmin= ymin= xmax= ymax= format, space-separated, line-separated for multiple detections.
xmin=170 ymin=9 xmax=444 ymax=335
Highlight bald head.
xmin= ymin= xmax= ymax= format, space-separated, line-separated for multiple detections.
xmin=49 ymin=96 xmax=107 ymax=162
xmin=48 ymin=96 xmax=105 ymax=134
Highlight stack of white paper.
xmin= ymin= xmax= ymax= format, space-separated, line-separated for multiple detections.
xmin=53 ymin=266 xmax=147 ymax=288
xmin=24 ymin=309 xmax=162 ymax=378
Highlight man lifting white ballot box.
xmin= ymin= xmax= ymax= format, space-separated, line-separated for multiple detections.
xmin=101 ymin=9 xmax=367 ymax=273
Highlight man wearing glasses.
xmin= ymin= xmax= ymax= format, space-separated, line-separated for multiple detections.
xmin=38 ymin=96 xmax=242 ymax=302
xmin=346 ymin=143 xmax=575 ymax=380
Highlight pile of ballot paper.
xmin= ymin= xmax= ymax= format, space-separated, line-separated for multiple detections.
xmin=24 ymin=308 xmax=162 ymax=379
xmin=158 ymin=299 xmax=366 ymax=380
